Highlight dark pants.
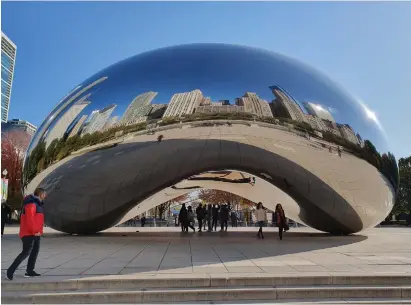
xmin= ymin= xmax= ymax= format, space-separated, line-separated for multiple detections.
xmin=278 ymin=226 xmax=284 ymax=240
xmin=8 ymin=236 xmax=40 ymax=275
xmin=186 ymin=221 xmax=195 ymax=232
xmin=257 ymin=221 xmax=264 ymax=238
xmin=212 ymin=217 xmax=218 ymax=231
xmin=198 ymin=218 xmax=203 ymax=231
xmin=221 ymin=220 xmax=228 ymax=231
xmin=1 ymin=218 xmax=6 ymax=235
xmin=207 ymin=218 xmax=212 ymax=231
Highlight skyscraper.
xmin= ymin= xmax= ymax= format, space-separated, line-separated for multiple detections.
xmin=338 ymin=124 xmax=359 ymax=145
xmin=270 ymin=86 xmax=307 ymax=122
xmin=121 ymin=91 xmax=158 ymax=123
xmin=104 ymin=116 xmax=119 ymax=130
xmin=303 ymin=102 xmax=335 ymax=123
xmin=1 ymin=33 xmax=17 ymax=123
xmin=84 ymin=104 xmax=117 ymax=134
xmin=45 ymin=98 xmax=90 ymax=147
xmin=235 ymin=92 xmax=273 ymax=118
xmin=163 ymin=89 xmax=203 ymax=118
xmin=68 ymin=114 xmax=88 ymax=138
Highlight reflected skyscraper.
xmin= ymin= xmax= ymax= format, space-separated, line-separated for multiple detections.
xmin=303 ymin=102 xmax=335 ymax=123
xmin=121 ymin=91 xmax=158 ymax=123
xmin=235 ymin=92 xmax=273 ymax=118
xmin=68 ymin=115 xmax=88 ymax=138
xmin=163 ymin=89 xmax=203 ymax=118
xmin=338 ymin=124 xmax=359 ymax=145
xmin=270 ymin=85 xmax=307 ymax=122
xmin=84 ymin=104 xmax=116 ymax=134
xmin=1 ymin=33 xmax=17 ymax=123
xmin=45 ymin=99 xmax=90 ymax=146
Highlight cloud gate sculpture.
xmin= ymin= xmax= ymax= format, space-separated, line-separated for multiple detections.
xmin=24 ymin=43 xmax=398 ymax=235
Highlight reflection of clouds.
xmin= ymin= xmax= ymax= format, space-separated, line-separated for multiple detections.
xmin=327 ymin=107 xmax=337 ymax=114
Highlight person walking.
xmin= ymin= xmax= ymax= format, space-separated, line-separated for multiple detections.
xmin=255 ymin=202 xmax=267 ymax=239
xmin=187 ymin=206 xmax=196 ymax=232
xmin=179 ymin=204 xmax=188 ymax=232
xmin=196 ymin=204 xmax=205 ymax=232
xmin=230 ymin=210 xmax=238 ymax=227
xmin=6 ymin=188 xmax=47 ymax=280
xmin=140 ymin=215 xmax=146 ymax=227
xmin=1 ymin=202 xmax=12 ymax=236
xmin=275 ymin=204 xmax=288 ymax=240
xmin=220 ymin=205 xmax=229 ymax=232
xmin=212 ymin=204 xmax=220 ymax=231
xmin=202 ymin=206 xmax=207 ymax=231
xmin=207 ymin=204 xmax=212 ymax=232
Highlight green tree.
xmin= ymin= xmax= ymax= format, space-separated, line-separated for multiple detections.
xmin=393 ymin=156 xmax=411 ymax=216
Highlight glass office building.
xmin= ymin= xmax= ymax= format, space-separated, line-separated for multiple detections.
xmin=1 ymin=32 xmax=17 ymax=123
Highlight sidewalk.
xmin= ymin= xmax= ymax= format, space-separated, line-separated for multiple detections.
xmin=2 ymin=227 xmax=411 ymax=279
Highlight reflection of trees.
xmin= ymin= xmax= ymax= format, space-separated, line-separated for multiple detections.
xmin=23 ymin=122 xmax=147 ymax=186
xmin=24 ymin=111 xmax=399 ymax=193
xmin=198 ymin=189 xmax=255 ymax=210
xmin=392 ymin=156 xmax=411 ymax=216
xmin=155 ymin=194 xmax=188 ymax=220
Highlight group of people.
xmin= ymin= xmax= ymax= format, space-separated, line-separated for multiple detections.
xmin=178 ymin=203 xmax=233 ymax=232
xmin=178 ymin=202 xmax=288 ymax=240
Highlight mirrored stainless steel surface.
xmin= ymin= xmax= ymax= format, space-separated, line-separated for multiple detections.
xmin=24 ymin=43 xmax=398 ymax=234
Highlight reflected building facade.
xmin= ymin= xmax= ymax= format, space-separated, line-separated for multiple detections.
xmin=23 ymin=43 xmax=397 ymax=236
xmin=121 ymin=91 xmax=158 ymax=124
xmin=163 ymin=89 xmax=203 ymax=118
xmin=68 ymin=115 xmax=88 ymax=138
xmin=83 ymin=104 xmax=116 ymax=134
xmin=45 ymin=99 xmax=90 ymax=146
xmin=270 ymin=86 xmax=307 ymax=122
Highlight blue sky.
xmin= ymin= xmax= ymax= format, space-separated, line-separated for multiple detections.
xmin=2 ymin=2 xmax=410 ymax=158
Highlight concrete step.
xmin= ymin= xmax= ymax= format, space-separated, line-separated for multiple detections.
xmin=3 ymin=274 xmax=411 ymax=292
xmin=2 ymin=285 xmax=411 ymax=304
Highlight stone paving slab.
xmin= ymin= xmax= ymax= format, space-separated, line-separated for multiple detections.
xmin=1 ymin=227 xmax=411 ymax=280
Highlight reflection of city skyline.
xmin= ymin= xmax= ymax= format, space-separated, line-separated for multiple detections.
xmin=42 ymin=81 xmax=364 ymax=148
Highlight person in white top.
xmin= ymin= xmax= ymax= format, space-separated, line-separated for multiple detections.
xmin=255 ymin=202 xmax=267 ymax=239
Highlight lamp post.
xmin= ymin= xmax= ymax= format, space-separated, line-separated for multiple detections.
xmin=2 ymin=169 xmax=8 ymax=178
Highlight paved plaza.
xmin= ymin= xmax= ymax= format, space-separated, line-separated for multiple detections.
xmin=2 ymin=226 xmax=411 ymax=279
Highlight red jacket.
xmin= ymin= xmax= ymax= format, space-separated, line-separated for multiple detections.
xmin=19 ymin=195 xmax=44 ymax=238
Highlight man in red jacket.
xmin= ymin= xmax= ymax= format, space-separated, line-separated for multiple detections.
xmin=6 ymin=188 xmax=46 ymax=280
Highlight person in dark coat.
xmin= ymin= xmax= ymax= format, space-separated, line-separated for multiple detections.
xmin=220 ymin=205 xmax=229 ymax=232
xmin=212 ymin=204 xmax=220 ymax=231
xmin=140 ymin=215 xmax=146 ymax=227
xmin=207 ymin=204 xmax=212 ymax=232
xmin=2 ymin=202 xmax=12 ymax=236
xmin=196 ymin=204 xmax=205 ymax=232
xmin=179 ymin=204 xmax=188 ymax=232
xmin=275 ymin=204 xmax=288 ymax=240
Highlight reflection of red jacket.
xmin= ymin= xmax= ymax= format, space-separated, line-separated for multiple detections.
xmin=19 ymin=195 xmax=44 ymax=238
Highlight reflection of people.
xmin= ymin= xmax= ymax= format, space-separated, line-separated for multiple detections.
xmin=337 ymin=146 xmax=342 ymax=157
xmin=2 ymin=202 xmax=11 ymax=236
xmin=255 ymin=202 xmax=266 ymax=239
xmin=7 ymin=188 xmax=47 ymax=280
xmin=140 ymin=215 xmax=146 ymax=227
xmin=275 ymin=204 xmax=288 ymax=240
